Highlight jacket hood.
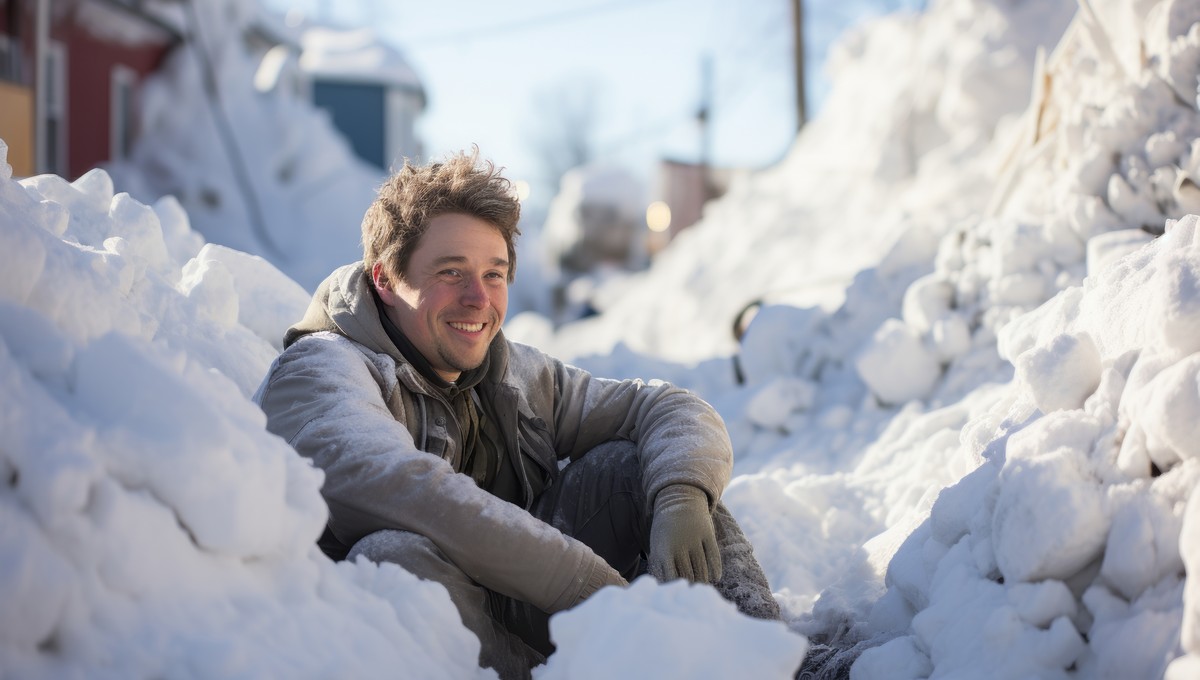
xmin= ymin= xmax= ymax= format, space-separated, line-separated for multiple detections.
xmin=284 ymin=262 xmax=395 ymax=355
xmin=284 ymin=262 xmax=509 ymax=384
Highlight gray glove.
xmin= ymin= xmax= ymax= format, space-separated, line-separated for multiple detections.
xmin=648 ymin=484 xmax=723 ymax=583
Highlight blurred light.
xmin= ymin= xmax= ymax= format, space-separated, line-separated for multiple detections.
xmin=646 ymin=201 xmax=671 ymax=233
xmin=254 ymin=45 xmax=290 ymax=93
xmin=512 ymin=180 xmax=531 ymax=202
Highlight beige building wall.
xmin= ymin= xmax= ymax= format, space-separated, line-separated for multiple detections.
xmin=0 ymin=80 xmax=35 ymax=176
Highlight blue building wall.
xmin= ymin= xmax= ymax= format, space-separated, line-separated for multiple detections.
xmin=312 ymin=81 xmax=385 ymax=169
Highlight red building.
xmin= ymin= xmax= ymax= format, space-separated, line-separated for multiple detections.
xmin=0 ymin=0 xmax=180 ymax=179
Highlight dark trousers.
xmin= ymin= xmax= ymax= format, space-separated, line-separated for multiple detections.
xmin=348 ymin=441 xmax=778 ymax=680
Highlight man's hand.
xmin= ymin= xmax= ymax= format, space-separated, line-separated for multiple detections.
xmin=648 ymin=484 xmax=722 ymax=583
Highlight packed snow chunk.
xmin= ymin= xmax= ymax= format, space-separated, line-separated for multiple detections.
xmin=0 ymin=497 xmax=73 ymax=650
xmin=1014 ymin=332 xmax=1102 ymax=413
xmin=1006 ymin=580 xmax=1077 ymax=628
xmin=182 ymin=243 xmax=310 ymax=351
xmin=850 ymin=634 xmax=931 ymax=680
xmin=744 ymin=376 xmax=817 ymax=430
xmin=1079 ymin=578 xmax=1185 ymax=680
xmin=330 ymin=557 xmax=491 ymax=680
xmin=1081 ymin=214 xmax=1200 ymax=361
xmin=72 ymin=332 xmax=327 ymax=557
xmin=911 ymin=541 xmax=1084 ymax=678
xmin=1126 ymin=353 xmax=1200 ymax=470
xmin=0 ymin=302 xmax=73 ymax=389
xmin=1151 ymin=223 xmax=1200 ymax=358
xmin=536 ymin=576 xmax=807 ymax=679
xmin=1174 ymin=480 xmax=1200 ymax=673
xmin=931 ymin=313 xmax=971 ymax=362
xmin=992 ymin=449 xmax=1109 ymax=584
xmin=901 ymin=273 xmax=955 ymax=334
xmin=22 ymin=171 xmax=115 ymax=243
xmin=0 ymin=210 xmax=49 ymax=306
xmin=1087 ymin=228 xmax=1156 ymax=277
xmin=178 ymin=247 xmax=242 ymax=330
xmin=108 ymin=192 xmax=172 ymax=276
xmin=1100 ymin=490 xmax=1185 ymax=601
xmin=856 ymin=319 xmax=942 ymax=405
xmin=152 ymin=195 xmax=205 ymax=268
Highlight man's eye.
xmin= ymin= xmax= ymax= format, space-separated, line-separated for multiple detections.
xmin=439 ymin=269 xmax=461 ymax=278
xmin=485 ymin=271 xmax=506 ymax=280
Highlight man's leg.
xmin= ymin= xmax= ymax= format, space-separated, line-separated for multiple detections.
xmin=491 ymin=440 xmax=649 ymax=655
xmin=498 ymin=439 xmax=781 ymax=654
xmin=710 ymin=502 xmax=783 ymax=620
xmin=348 ymin=530 xmax=544 ymax=680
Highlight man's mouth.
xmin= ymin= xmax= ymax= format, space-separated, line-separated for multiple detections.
xmin=449 ymin=322 xmax=485 ymax=333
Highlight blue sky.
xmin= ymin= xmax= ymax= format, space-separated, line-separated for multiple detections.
xmin=265 ymin=0 xmax=913 ymax=205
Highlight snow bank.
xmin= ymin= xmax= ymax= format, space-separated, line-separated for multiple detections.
xmin=106 ymin=0 xmax=384 ymax=292
xmin=534 ymin=0 xmax=1200 ymax=676
xmin=863 ymin=217 xmax=1200 ymax=679
xmin=0 ymin=142 xmax=487 ymax=678
xmin=535 ymin=576 xmax=806 ymax=679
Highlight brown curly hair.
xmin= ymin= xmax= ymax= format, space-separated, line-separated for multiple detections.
xmin=361 ymin=149 xmax=522 ymax=283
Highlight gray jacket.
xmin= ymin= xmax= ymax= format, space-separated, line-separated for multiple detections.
xmin=254 ymin=263 xmax=733 ymax=614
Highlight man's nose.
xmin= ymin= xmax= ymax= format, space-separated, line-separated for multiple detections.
xmin=460 ymin=276 xmax=488 ymax=307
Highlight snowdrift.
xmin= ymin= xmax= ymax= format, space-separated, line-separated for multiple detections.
xmin=538 ymin=0 xmax=1200 ymax=677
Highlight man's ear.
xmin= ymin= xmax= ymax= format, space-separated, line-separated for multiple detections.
xmin=371 ymin=262 xmax=399 ymax=305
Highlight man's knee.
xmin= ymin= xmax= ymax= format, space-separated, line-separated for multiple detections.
xmin=348 ymin=529 xmax=457 ymax=581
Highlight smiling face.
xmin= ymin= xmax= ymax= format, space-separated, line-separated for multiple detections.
xmin=373 ymin=213 xmax=510 ymax=382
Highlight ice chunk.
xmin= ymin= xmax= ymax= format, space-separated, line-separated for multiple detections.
xmin=992 ymin=450 xmax=1109 ymax=583
xmin=1014 ymin=332 xmax=1102 ymax=413
xmin=857 ymin=319 xmax=942 ymax=405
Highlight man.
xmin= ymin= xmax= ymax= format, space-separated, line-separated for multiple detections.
xmin=255 ymin=150 xmax=779 ymax=678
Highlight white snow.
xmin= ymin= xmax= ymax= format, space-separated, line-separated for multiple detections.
xmin=6 ymin=0 xmax=1200 ymax=677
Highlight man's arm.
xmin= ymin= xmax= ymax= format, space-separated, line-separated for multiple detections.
xmin=539 ymin=353 xmax=734 ymax=508
xmin=257 ymin=334 xmax=623 ymax=612
xmin=508 ymin=344 xmax=734 ymax=583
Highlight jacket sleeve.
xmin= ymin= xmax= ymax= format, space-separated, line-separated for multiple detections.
xmin=527 ymin=346 xmax=734 ymax=510
xmin=256 ymin=334 xmax=614 ymax=613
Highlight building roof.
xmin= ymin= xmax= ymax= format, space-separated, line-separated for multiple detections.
xmin=299 ymin=27 xmax=425 ymax=102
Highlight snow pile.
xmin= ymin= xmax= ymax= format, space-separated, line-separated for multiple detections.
xmin=535 ymin=576 xmax=806 ymax=679
xmin=0 ymin=142 xmax=486 ymax=678
xmin=522 ymin=0 xmax=1077 ymax=365
xmin=107 ymin=0 xmax=384 ymax=292
xmin=535 ymin=0 xmax=1200 ymax=677
xmin=857 ymin=217 xmax=1200 ymax=678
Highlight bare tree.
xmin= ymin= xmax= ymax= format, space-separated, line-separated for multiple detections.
xmin=523 ymin=74 xmax=604 ymax=191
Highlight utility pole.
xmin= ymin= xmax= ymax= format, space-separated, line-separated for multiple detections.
xmin=791 ymin=0 xmax=806 ymax=129
xmin=697 ymin=53 xmax=713 ymax=202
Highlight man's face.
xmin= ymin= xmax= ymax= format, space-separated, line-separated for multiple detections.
xmin=378 ymin=213 xmax=510 ymax=382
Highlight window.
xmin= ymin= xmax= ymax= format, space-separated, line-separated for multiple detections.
xmin=0 ymin=35 xmax=15 ymax=82
xmin=110 ymin=64 xmax=136 ymax=161
xmin=39 ymin=40 xmax=65 ymax=175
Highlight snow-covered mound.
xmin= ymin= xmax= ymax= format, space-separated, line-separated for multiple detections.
xmin=521 ymin=0 xmax=1078 ymax=366
xmin=107 ymin=0 xmax=384 ymax=292
xmin=533 ymin=0 xmax=1200 ymax=677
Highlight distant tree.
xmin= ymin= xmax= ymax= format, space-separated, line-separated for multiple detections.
xmin=524 ymin=75 xmax=604 ymax=193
